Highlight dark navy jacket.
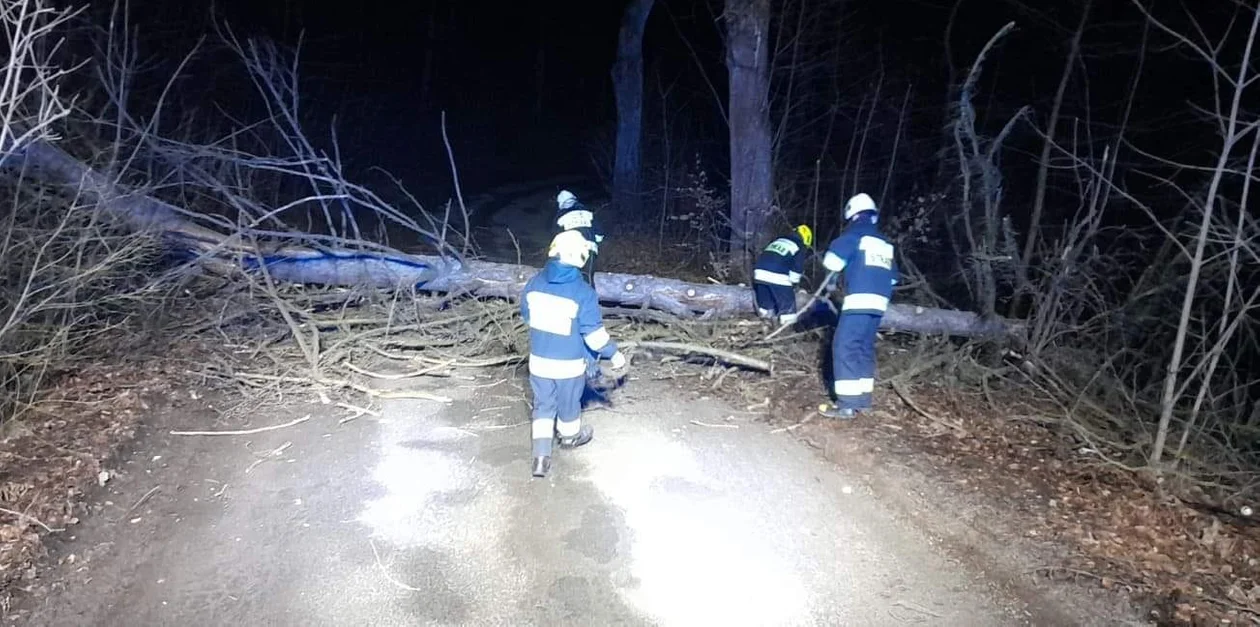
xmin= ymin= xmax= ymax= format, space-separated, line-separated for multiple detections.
xmin=821 ymin=215 xmax=899 ymax=315
xmin=753 ymin=233 xmax=807 ymax=287
xmin=520 ymin=259 xmax=618 ymax=379
xmin=554 ymin=201 xmax=605 ymax=253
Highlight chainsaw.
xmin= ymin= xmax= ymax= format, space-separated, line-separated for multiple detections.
xmin=583 ymin=358 xmax=628 ymax=409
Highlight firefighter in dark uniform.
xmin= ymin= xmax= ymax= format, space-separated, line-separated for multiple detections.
xmin=752 ymin=225 xmax=814 ymax=325
xmin=554 ymin=190 xmax=604 ymax=283
xmin=819 ymin=193 xmax=898 ymax=419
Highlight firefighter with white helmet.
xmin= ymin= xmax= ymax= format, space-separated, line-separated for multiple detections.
xmin=818 ymin=193 xmax=898 ymax=419
xmin=554 ymin=190 xmax=604 ymax=282
xmin=520 ymin=230 xmax=627 ymax=478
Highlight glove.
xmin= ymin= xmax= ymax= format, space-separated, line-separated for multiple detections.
xmin=609 ymin=351 xmax=627 ymax=371
xmin=823 ymin=273 xmax=840 ymax=293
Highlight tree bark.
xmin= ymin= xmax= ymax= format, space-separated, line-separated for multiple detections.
xmin=418 ymin=259 xmax=1021 ymax=338
xmin=5 ymin=136 xmax=1023 ymax=340
xmin=612 ymin=0 xmax=655 ymax=216
xmin=725 ymin=0 xmax=774 ymax=274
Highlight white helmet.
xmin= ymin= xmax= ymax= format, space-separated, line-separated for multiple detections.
xmin=548 ymin=229 xmax=591 ymax=267
xmin=843 ymin=193 xmax=877 ymax=221
xmin=557 ymin=190 xmax=578 ymax=210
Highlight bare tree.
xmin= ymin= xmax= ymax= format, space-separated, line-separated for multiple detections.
xmin=0 ymin=0 xmax=172 ymax=425
xmin=612 ymin=0 xmax=655 ymax=216
xmin=1141 ymin=0 xmax=1260 ymax=466
xmin=1014 ymin=0 xmax=1092 ymax=317
xmin=950 ymin=22 xmax=1028 ymax=318
xmin=0 ymin=0 xmax=81 ymax=161
xmin=724 ymin=0 xmax=774 ymax=272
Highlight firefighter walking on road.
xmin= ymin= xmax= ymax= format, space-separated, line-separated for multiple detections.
xmin=752 ymin=225 xmax=814 ymax=325
xmin=819 ymin=193 xmax=898 ymax=419
xmin=521 ymin=230 xmax=627 ymax=478
xmin=554 ymin=190 xmax=604 ymax=283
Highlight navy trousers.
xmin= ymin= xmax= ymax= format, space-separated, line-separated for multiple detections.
xmin=530 ymin=375 xmax=586 ymax=457
xmin=754 ymin=282 xmax=797 ymax=319
xmin=832 ymin=313 xmax=881 ymax=410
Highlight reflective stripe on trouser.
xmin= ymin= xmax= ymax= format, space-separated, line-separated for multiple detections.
xmin=529 ymin=374 xmax=585 ymax=457
xmin=832 ymin=313 xmax=881 ymax=410
xmin=753 ymin=282 xmax=796 ymax=318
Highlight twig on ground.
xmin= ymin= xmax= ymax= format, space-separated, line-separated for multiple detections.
xmin=232 ymin=372 xmax=328 ymax=386
xmin=123 ymin=486 xmax=161 ymax=518
xmin=689 ymin=420 xmax=739 ymax=429
xmin=363 ymin=388 xmax=453 ymax=402
xmin=891 ymin=600 xmax=943 ymax=619
xmin=170 ymin=414 xmax=311 ymax=436
xmin=1200 ymin=595 xmax=1260 ymax=619
xmin=343 ymin=360 xmax=454 ymax=380
xmin=370 ymin=539 xmax=423 ymax=592
xmin=336 ymin=401 xmax=380 ymax=417
xmin=770 ymin=413 xmax=814 ymax=434
xmin=711 ymin=366 xmax=737 ymax=390
xmin=246 ymin=441 xmax=293 ymax=473
xmin=890 ymin=381 xmax=967 ymax=434
xmin=623 ymin=340 xmax=771 ymax=372
xmin=0 ymin=507 xmax=63 ymax=533
xmin=339 ymin=410 xmax=369 ymax=425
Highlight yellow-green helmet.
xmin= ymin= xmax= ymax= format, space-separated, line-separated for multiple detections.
xmin=795 ymin=224 xmax=814 ymax=248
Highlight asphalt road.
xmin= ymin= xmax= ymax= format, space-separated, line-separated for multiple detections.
xmin=22 ymin=374 xmax=1027 ymax=626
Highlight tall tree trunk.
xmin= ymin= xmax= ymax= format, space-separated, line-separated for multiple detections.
xmin=1013 ymin=0 xmax=1092 ymax=317
xmin=725 ymin=0 xmax=774 ymax=274
xmin=612 ymin=0 xmax=655 ymax=216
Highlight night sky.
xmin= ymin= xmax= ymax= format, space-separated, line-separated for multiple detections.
xmin=212 ymin=0 xmax=633 ymax=189
xmin=110 ymin=0 xmax=1234 ymax=216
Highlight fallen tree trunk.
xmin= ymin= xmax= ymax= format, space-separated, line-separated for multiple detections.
xmin=5 ymin=138 xmax=1023 ymax=339
xmin=416 ymin=256 xmax=1019 ymax=337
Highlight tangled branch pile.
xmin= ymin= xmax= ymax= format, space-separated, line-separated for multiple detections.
xmin=0 ymin=180 xmax=168 ymax=423
xmin=0 ymin=1 xmax=174 ymax=427
xmin=192 ymin=265 xmax=796 ymax=417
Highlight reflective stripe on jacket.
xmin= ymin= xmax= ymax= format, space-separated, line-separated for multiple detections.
xmin=520 ymin=259 xmax=618 ymax=379
xmin=821 ymin=216 xmax=898 ymax=315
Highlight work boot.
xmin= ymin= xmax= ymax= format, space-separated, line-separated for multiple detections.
xmin=557 ymin=425 xmax=594 ymax=449
xmin=818 ymin=403 xmax=859 ymax=420
xmin=531 ymin=456 xmax=551 ymax=478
